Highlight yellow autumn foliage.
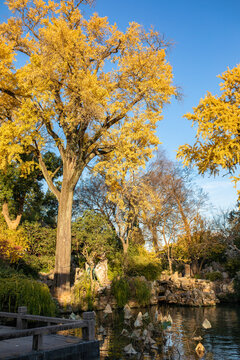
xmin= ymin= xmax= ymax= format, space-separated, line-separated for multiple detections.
xmin=0 ymin=226 xmax=28 ymax=263
xmin=178 ymin=64 xmax=240 ymax=195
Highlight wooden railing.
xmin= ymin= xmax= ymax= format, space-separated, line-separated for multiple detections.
xmin=0 ymin=306 xmax=96 ymax=351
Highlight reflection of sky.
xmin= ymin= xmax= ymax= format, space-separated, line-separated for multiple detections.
xmin=1 ymin=0 xmax=240 ymax=213
xmin=163 ymin=305 xmax=240 ymax=360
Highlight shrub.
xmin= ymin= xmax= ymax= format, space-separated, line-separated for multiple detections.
xmin=130 ymin=277 xmax=151 ymax=306
xmin=205 ymin=271 xmax=223 ymax=282
xmin=111 ymin=277 xmax=130 ymax=308
xmin=125 ymin=246 xmax=162 ymax=281
xmin=111 ymin=276 xmax=151 ymax=307
xmin=0 ymin=227 xmax=28 ymax=263
xmin=72 ymin=272 xmax=95 ymax=311
xmin=108 ymin=252 xmax=124 ymax=281
xmin=0 ymin=275 xmax=56 ymax=316
xmin=225 ymin=257 xmax=240 ymax=277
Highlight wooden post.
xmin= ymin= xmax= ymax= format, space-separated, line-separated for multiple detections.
xmin=17 ymin=307 xmax=28 ymax=330
xmin=82 ymin=312 xmax=96 ymax=341
xmin=32 ymin=334 xmax=43 ymax=351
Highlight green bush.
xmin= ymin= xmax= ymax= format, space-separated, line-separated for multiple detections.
xmin=108 ymin=252 xmax=124 ymax=281
xmin=130 ymin=277 xmax=151 ymax=306
xmin=111 ymin=277 xmax=130 ymax=308
xmin=225 ymin=257 xmax=240 ymax=277
xmin=0 ymin=275 xmax=56 ymax=316
xmin=125 ymin=247 xmax=162 ymax=281
xmin=20 ymin=254 xmax=55 ymax=274
xmin=111 ymin=276 xmax=151 ymax=307
xmin=205 ymin=271 xmax=223 ymax=282
xmin=72 ymin=272 xmax=95 ymax=311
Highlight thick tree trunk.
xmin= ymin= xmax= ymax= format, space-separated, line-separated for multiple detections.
xmin=54 ymin=185 xmax=74 ymax=301
xmin=2 ymin=202 xmax=22 ymax=230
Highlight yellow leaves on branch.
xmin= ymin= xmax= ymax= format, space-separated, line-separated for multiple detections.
xmin=0 ymin=0 xmax=176 ymax=186
xmin=178 ymin=64 xmax=240 ymax=185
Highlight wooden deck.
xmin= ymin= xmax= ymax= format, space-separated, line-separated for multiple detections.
xmin=0 ymin=326 xmax=99 ymax=359
xmin=0 ymin=308 xmax=100 ymax=360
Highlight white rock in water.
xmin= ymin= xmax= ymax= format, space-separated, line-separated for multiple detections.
xmin=142 ymin=329 xmax=148 ymax=337
xmin=134 ymin=312 xmax=143 ymax=327
xmin=69 ymin=312 xmax=76 ymax=320
xmin=103 ymin=304 xmax=112 ymax=314
xmin=124 ymin=344 xmax=137 ymax=355
xmin=142 ymin=312 xmax=149 ymax=319
xmin=131 ymin=329 xmax=141 ymax=339
xmin=202 ymin=318 xmax=211 ymax=329
xmin=124 ymin=304 xmax=132 ymax=319
xmin=147 ymin=322 xmax=154 ymax=331
xmin=121 ymin=328 xmax=129 ymax=336
xmin=98 ymin=325 xmax=105 ymax=333
xmin=124 ymin=304 xmax=131 ymax=311
xmin=167 ymin=314 xmax=173 ymax=323
xmin=144 ymin=335 xmax=156 ymax=345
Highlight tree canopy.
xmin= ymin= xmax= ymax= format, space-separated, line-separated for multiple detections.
xmin=0 ymin=0 xmax=176 ymax=299
xmin=178 ymin=64 xmax=240 ymax=192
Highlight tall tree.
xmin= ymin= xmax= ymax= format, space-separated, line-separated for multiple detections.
xmin=178 ymin=65 xmax=240 ymax=192
xmin=0 ymin=0 xmax=175 ymax=299
xmin=143 ymin=150 xmax=206 ymax=271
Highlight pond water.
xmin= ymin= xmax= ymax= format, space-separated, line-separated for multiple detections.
xmin=96 ymin=304 xmax=240 ymax=360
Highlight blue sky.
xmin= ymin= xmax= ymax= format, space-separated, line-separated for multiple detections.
xmin=0 ymin=0 xmax=239 ymax=214
xmin=93 ymin=0 xmax=240 ymax=214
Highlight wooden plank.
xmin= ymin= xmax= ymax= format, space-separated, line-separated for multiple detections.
xmin=0 ymin=312 xmax=77 ymax=324
xmin=0 ymin=320 xmax=88 ymax=340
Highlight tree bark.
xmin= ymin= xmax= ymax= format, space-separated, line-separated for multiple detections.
xmin=2 ymin=202 xmax=22 ymax=230
xmin=53 ymin=182 xmax=74 ymax=301
xmin=122 ymin=239 xmax=129 ymax=254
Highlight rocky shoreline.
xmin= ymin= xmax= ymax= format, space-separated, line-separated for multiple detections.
xmin=93 ymin=273 xmax=236 ymax=311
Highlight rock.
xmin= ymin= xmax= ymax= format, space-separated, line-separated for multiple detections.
xmin=124 ymin=304 xmax=132 ymax=319
xmin=193 ymin=336 xmax=203 ymax=341
xmin=147 ymin=322 xmax=154 ymax=331
xmin=195 ymin=342 xmax=205 ymax=358
xmin=124 ymin=344 xmax=137 ymax=355
xmin=202 ymin=318 xmax=212 ymax=329
xmin=142 ymin=312 xmax=149 ymax=319
xmin=103 ymin=303 xmax=112 ymax=314
xmin=222 ymin=272 xmax=228 ymax=280
xmin=69 ymin=312 xmax=76 ymax=320
xmin=144 ymin=335 xmax=156 ymax=345
xmin=95 ymin=259 xmax=109 ymax=286
xmin=134 ymin=312 xmax=143 ymax=327
xmin=131 ymin=329 xmax=141 ymax=339
xmin=142 ymin=329 xmax=148 ymax=338
xmin=166 ymin=314 xmax=173 ymax=323
xmin=171 ymin=271 xmax=179 ymax=281
xmin=121 ymin=328 xmax=129 ymax=336
xmin=98 ymin=325 xmax=105 ymax=333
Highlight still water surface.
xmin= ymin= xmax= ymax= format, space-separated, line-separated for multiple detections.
xmin=96 ymin=304 xmax=240 ymax=359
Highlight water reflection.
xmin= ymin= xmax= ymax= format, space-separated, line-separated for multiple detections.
xmin=96 ymin=304 xmax=240 ymax=359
